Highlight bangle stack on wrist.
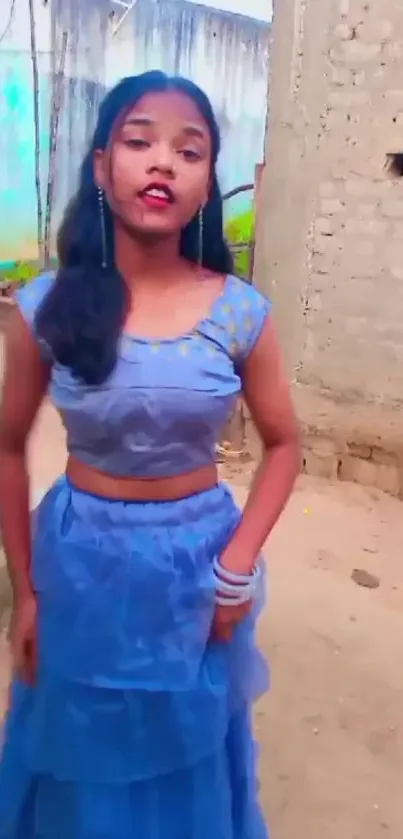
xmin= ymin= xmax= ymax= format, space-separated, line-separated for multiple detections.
xmin=213 ymin=557 xmax=261 ymax=606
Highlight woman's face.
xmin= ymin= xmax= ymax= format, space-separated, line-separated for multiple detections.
xmin=94 ymin=89 xmax=213 ymax=237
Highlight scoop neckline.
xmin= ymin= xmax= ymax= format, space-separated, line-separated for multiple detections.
xmin=121 ymin=273 xmax=234 ymax=346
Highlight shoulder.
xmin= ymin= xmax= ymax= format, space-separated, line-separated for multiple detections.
xmin=224 ymin=275 xmax=272 ymax=362
xmin=14 ymin=272 xmax=56 ymax=359
xmin=14 ymin=272 xmax=56 ymax=324
xmin=226 ymin=274 xmax=271 ymax=312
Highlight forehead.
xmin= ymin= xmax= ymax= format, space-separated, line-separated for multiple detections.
xmin=122 ymin=89 xmax=209 ymax=131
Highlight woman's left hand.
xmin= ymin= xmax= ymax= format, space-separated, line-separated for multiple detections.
xmin=211 ymin=599 xmax=252 ymax=642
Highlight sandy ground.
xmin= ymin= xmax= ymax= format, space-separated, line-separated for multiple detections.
xmin=0 ymin=401 xmax=402 ymax=839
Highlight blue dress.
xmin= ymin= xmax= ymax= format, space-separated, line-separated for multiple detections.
xmin=0 ymin=273 xmax=271 ymax=839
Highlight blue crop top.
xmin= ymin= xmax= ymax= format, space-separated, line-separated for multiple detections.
xmin=16 ymin=273 xmax=271 ymax=477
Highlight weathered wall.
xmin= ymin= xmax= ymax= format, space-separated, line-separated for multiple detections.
xmin=254 ymin=0 xmax=403 ymax=493
xmin=0 ymin=0 xmax=269 ymax=265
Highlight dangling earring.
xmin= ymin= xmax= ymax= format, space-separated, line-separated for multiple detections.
xmin=98 ymin=187 xmax=107 ymax=269
xmin=198 ymin=207 xmax=204 ymax=266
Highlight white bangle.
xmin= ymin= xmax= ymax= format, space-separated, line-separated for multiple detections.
xmin=212 ymin=557 xmax=261 ymax=606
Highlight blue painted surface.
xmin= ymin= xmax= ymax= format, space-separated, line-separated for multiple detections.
xmin=0 ymin=55 xmax=47 ymax=262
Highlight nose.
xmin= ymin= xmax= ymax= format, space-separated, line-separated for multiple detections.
xmin=147 ymin=141 xmax=175 ymax=178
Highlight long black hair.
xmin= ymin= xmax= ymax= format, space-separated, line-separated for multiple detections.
xmin=35 ymin=70 xmax=233 ymax=385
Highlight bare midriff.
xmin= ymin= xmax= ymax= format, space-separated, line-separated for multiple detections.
xmin=66 ymin=456 xmax=218 ymax=502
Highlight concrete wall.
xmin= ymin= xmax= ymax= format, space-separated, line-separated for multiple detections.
xmin=254 ymin=0 xmax=403 ymax=494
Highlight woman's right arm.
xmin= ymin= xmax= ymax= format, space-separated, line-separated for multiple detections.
xmin=0 ymin=309 xmax=50 ymax=600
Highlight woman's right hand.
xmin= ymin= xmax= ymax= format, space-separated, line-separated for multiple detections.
xmin=10 ymin=590 xmax=37 ymax=685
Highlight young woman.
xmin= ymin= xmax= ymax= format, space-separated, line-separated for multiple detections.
xmin=0 ymin=71 xmax=299 ymax=838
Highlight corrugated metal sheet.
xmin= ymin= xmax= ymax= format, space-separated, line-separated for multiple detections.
xmin=0 ymin=0 xmax=269 ymax=264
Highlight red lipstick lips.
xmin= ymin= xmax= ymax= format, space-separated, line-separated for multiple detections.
xmin=139 ymin=183 xmax=174 ymax=210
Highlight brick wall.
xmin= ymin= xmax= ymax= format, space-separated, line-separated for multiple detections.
xmin=254 ymin=0 xmax=403 ymax=494
xmin=303 ymin=1 xmax=403 ymax=403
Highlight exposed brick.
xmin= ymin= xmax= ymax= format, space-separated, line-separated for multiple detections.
xmin=311 ymin=255 xmax=332 ymax=275
xmin=358 ymin=203 xmax=376 ymax=218
xmin=315 ymin=216 xmax=333 ymax=235
xmin=331 ymin=66 xmax=351 ymax=86
xmin=345 ymin=218 xmax=388 ymax=236
xmin=314 ymin=235 xmax=344 ymax=256
xmin=333 ymin=23 xmax=354 ymax=41
xmin=345 ymin=179 xmax=391 ymax=197
xmin=330 ymin=42 xmax=382 ymax=63
xmin=387 ymin=42 xmax=403 ymax=60
xmin=338 ymin=456 xmax=378 ymax=486
xmin=381 ymin=200 xmax=403 ymax=219
xmin=387 ymin=242 xmax=403 ymax=262
xmin=342 ymin=41 xmax=382 ymax=61
xmin=373 ymin=464 xmax=401 ymax=496
xmin=339 ymin=253 xmax=382 ymax=278
xmin=347 ymin=443 xmax=372 ymax=459
xmin=385 ymin=89 xmax=403 ymax=105
xmin=328 ymin=90 xmax=370 ymax=107
xmin=303 ymin=435 xmax=338 ymax=456
xmin=303 ymin=450 xmax=339 ymax=480
xmin=356 ymin=20 xmax=393 ymax=43
xmin=338 ymin=455 xmax=401 ymax=496
xmin=353 ymin=70 xmax=366 ymax=86
xmin=371 ymin=447 xmax=398 ymax=467
xmin=305 ymin=292 xmax=323 ymax=311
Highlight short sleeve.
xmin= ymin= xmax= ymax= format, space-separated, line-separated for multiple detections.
xmin=14 ymin=272 xmax=55 ymax=358
xmin=229 ymin=277 xmax=271 ymax=363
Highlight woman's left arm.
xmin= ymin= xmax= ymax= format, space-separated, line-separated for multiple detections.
xmin=220 ymin=317 xmax=300 ymax=575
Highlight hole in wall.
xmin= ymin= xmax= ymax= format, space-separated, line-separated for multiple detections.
xmin=385 ymin=153 xmax=403 ymax=178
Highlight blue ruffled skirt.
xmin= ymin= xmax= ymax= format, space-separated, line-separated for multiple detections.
xmin=0 ymin=478 xmax=269 ymax=838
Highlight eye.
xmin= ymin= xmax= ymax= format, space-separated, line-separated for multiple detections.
xmin=180 ymin=148 xmax=202 ymax=161
xmin=125 ymin=138 xmax=150 ymax=149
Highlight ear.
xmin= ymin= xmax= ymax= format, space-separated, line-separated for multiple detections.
xmin=93 ymin=149 xmax=106 ymax=190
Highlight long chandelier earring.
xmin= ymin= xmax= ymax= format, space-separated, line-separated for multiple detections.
xmin=198 ymin=207 xmax=204 ymax=266
xmin=98 ymin=187 xmax=107 ymax=269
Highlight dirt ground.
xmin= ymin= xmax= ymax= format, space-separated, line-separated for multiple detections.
xmin=0 ymin=401 xmax=403 ymax=839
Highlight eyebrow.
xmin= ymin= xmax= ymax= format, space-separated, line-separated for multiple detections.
xmin=123 ymin=115 xmax=206 ymax=140
xmin=123 ymin=116 xmax=154 ymax=128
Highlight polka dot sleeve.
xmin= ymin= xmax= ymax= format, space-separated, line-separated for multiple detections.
xmin=14 ymin=272 xmax=55 ymax=359
xmin=230 ymin=278 xmax=271 ymax=363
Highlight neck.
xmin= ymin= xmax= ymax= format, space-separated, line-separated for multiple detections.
xmin=114 ymin=224 xmax=182 ymax=286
